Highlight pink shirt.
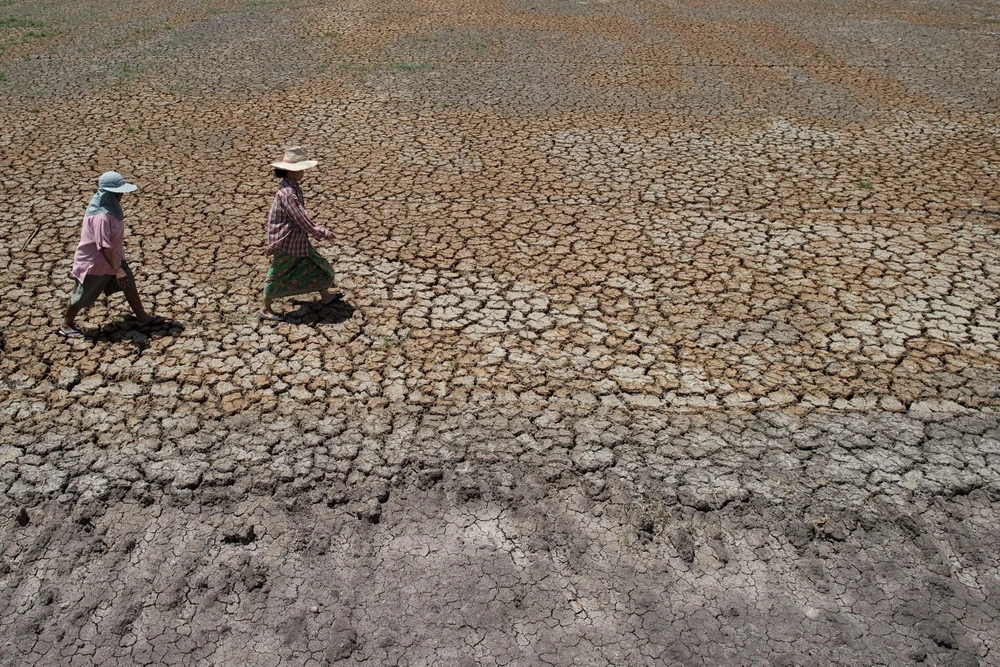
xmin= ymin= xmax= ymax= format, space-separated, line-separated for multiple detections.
xmin=71 ymin=212 xmax=124 ymax=283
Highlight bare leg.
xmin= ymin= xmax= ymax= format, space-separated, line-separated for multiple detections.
xmin=124 ymin=289 xmax=151 ymax=325
xmin=260 ymin=297 xmax=276 ymax=316
xmin=61 ymin=304 xmax=83 ymax=330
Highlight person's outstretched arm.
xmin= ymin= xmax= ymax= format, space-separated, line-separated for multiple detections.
xmin=95 ymin=214 xmax=127 ymax=286
xmin=283 ymin=191 xmax=331 ymax=240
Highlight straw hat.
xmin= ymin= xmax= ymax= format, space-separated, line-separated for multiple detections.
xmin=270 ymin=146 xmax=318 ymax=171
xmin=98 ymin=171 xmax=137 ymax=193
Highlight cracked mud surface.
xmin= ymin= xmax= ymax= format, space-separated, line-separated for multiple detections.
xmin=1 ymin=0 xmax=999 ymax=664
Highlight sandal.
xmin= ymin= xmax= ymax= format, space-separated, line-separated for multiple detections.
xmin=257 ymin=311 xmax=284 ymax=321
xmin=58 ymin=327 xmax=86 ymax=339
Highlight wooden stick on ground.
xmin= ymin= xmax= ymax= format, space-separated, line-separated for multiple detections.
xmin=19 ymin=224 xmax=42 ymax=251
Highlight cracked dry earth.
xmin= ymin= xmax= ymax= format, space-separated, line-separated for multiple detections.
xmin=1 ymin=0 xmax=999 ymax=664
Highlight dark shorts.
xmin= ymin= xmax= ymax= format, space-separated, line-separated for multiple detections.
xmin=70 ymin=261 xmax=137 ymax=308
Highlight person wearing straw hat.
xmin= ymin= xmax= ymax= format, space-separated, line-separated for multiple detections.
xmin=58 ymin=171 xmax=164 ymax=338
xmin=258 ymin=146 xmax=341 ymax=320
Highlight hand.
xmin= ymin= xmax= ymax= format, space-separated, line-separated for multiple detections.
xmin=115 ymin=267 xmax=127 ymax=287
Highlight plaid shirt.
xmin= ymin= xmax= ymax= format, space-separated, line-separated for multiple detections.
xmin=266 ymin=179 xmax=330 ymax=257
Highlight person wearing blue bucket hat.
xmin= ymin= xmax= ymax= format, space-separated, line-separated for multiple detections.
xmin=58 ymin=171 xmax=165 ymax=338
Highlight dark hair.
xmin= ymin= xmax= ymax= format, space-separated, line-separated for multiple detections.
xmin=274 ymin=168 xmax=288 ymax=178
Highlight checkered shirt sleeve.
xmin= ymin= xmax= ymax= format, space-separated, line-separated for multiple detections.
xmin=266 ymin=180 xmax=330 ymax=257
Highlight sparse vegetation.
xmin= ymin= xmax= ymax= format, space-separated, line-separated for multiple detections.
xmin=392 ymin=61 xmax=435 ymax=73
xmin=338 ymin=60 xmax=377 ymax=79
xmin=0 ymin=17 xmax=43 ymax=29
xmin=21 ymin=29 xmax=52 ymax=42
xmin=117 ymin=63 xmax=140 ymax=83
xmin=469 ymin=38 xmax=488 ymax=54
xmin=105 ymin=25 xmax=166 ymax=49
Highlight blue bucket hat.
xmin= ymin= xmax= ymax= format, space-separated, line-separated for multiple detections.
xmin=98 ymin=171 xmax=137 ymax=193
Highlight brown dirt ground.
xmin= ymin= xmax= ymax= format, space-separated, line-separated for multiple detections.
xmin=1 ymin=0 xmax=999 ymax=664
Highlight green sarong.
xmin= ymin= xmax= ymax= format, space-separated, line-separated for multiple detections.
xmin=70 ymin=261 xmax=138 ymax=308
xmin=263 ymin=249 xmax=335 ymax=300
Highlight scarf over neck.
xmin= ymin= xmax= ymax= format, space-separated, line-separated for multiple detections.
xmin=84 ymin=189 xmax=123 ymax=219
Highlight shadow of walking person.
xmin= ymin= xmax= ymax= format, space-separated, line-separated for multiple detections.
xmin=282 ymin=300 xmax=356 ymax=325
xmin=89 ymin=318 xmax=186 ymax=350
